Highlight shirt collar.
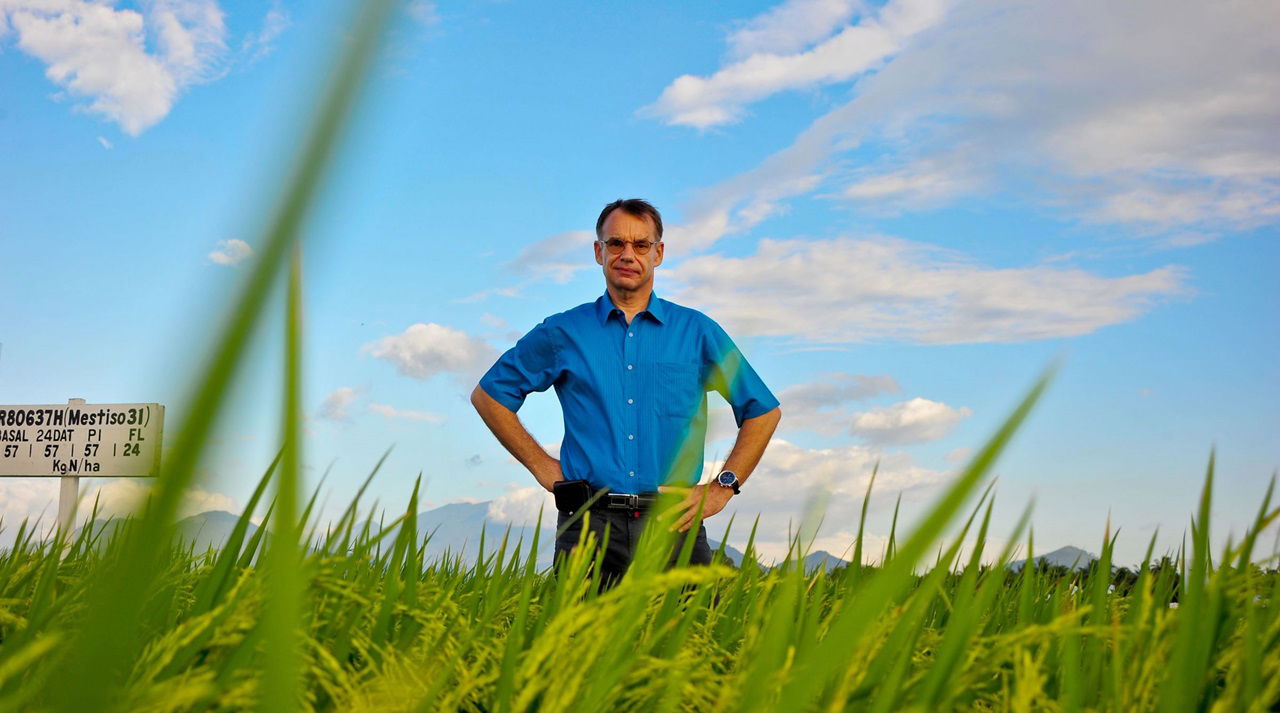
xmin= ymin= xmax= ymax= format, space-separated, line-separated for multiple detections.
xmin=595 ymin=291 xmax=667 ymax=325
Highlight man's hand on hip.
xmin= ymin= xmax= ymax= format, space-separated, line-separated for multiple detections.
xmin=533 ymin=459 xmax=565 ymax=493
xmin=658 ymin=483 xmax=733 ymax=533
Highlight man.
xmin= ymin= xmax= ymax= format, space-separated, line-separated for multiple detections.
xmin=470 ymin=198 xmax=781 ymax=584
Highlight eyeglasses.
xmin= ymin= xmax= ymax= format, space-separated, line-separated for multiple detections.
xmin=598 ymin=238 xmax=659 ymax=255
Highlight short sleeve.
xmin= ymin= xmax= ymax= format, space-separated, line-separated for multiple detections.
xmin=704 ymin=320 xmax=779 ymax=427
xmin=478 ymin=320 xmax=561 ymax=412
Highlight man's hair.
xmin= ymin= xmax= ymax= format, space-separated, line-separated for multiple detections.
xmin=595 ymin=198 xmax=664 ymax=240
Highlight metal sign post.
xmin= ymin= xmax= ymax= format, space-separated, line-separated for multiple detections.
xmin=0 ymin=399 xmax=165 ymax=533
xmin=58 ymin=399 xmax=84 ymax=530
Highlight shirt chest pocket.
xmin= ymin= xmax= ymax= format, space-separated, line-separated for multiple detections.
xmin=655 ymin=362 xmax=703 ymax=418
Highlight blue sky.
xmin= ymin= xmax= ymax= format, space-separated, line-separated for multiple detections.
xmin=1 ymin=0 xmax=1277 ymax=564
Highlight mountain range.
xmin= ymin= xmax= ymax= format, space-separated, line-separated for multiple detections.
xmin=1008 ymin=545 xmax=1101 ymax=572
xmin=84 ymin=504 xmax=1103 ymax=574
xmin=167 ymin=502 xmax=849 ymax=571
xmin=77 ymin=509 xmax=259 ymax=554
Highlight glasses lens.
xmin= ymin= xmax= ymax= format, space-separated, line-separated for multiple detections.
xmin=602 ymin=239 xmax=655 ymax=255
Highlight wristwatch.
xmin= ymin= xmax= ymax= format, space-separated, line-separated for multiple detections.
xmin=715 ymin=470 xmax=741 ymax=495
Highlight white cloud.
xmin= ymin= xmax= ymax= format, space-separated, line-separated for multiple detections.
xmin=407 ymin=0 xmax=440 ymax=27
xmin=363 ymin=323 xmax=496 ymax=381
xmin=456 ymin=284 xmax=528 ymax=304
xmin=664 ymin=171 xmax=825 ymax=254
xmin=733 ymin=435 xmax=942 ymax=500
xmin=1085 ymin=181 xmax=1280 ymax=229
xmin=650 ymin=0 xmax=1280 ymax=240
xmin=479 ymin=313 xmax=507 ymax=329
xmin=726 ymin=0 xmax=859 ymax=59
xmin=0 ymin=478 xmax=237 ymax=545
xmin=504 ymin=230 xmax=596 ymax=284
xmin=78 ymin=478 xmax=236 ymax=519
xmin=207 ymin=238 xmax=252 ymax=266
xmin=831 ymin=0 xmax=1280 ymax=231
xmin=368 ymin=402 xmax=444 ymax=424
xmin=0 ymin=479 xmax=58 ymax=538
xmin=504 ymin=440 xmax=561 ymax=467
xmin=238 ymin=1 xmax=288 ymax=64
xmin=96 ymin=135 xmax=112 ymax=149
xmin=486 ymin=484 xmax=554 ymax=528
xmin=841 ymin=158 xmax=978 ymax=212
xmin=850 ymin=397 xmax=971 ymax=444
xmin=776 ymin=372 xmax=900 ymax=435
xmin=705 ymin=405 xmax=741 ymax=446
xmin=643 ymin=0 xmax=948 ymax=129
xmin=780 ymin=373 xmax=900 ymax=407
xmin=715 ymin=438 xmax=949 ymax=562
xmin=318 ymin=386 xmax=361 ymax=421
xmin=667 ymin=236 xmax=1187 ymax=344
xmin=1 ymin=0 xmax=228 ymax=135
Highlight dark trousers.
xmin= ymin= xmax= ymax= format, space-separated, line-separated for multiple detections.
xmin=554 ymin=509 xmax=712 ymax=588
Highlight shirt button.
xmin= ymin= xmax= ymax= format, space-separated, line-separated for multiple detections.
xmin=627 ymin=364 xmax=633 ymax=370
xmin=627 ymin=398 xmax=634 ymax=404
xmin=627 ymin=434 xmax=634 ymax=440
xmin=629 ymin=471 xmax=635 ymax=477
xmin=628 ymin=332 xmax=634 ymax=337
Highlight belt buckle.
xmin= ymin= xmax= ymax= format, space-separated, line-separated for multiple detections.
xmin=608 ymin=493 xmax=638 ymax=510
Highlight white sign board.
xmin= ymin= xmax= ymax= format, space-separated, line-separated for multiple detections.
xmin=0 ymin=403 xmax=164 ymax=477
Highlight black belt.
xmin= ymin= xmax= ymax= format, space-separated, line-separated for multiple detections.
xmin=554 ymin=480 xmax=657 ymax=514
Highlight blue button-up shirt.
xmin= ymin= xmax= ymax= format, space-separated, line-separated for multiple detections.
xmin=479 ymin=292 xmax=779 ymax=494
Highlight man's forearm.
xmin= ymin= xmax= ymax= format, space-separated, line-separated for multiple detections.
xmin=721 ymin=406 xmax=781 ymax=486
xmin=470 ymin=385 xmax=562 ymax=491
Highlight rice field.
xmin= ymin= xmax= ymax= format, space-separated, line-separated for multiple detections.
xmin=1 ymin=1 xmax=1276 ymax=711
xmin=0 ymin=436 xmax=1277 ymax=712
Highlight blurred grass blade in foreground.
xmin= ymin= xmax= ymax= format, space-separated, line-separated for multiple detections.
xmin=34 ymin=1 xmax=400 ymax=711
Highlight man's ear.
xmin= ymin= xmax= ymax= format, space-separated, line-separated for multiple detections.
xmin=652 ymin=241 xmax=664 ymax=268
xmin=594 ymin=239 xmax=604 ymax=266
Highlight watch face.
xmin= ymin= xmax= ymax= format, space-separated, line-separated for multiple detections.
xmin=718 ymin=471 xmax=736 ymax=486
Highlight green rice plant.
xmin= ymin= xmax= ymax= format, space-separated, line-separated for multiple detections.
xmin=0 ymin=442 xmax=1275 ymax=712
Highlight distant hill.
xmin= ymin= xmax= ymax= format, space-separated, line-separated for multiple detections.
xmin=707 ymin=540 xmax=849 ymax=573
xmin=177 ymin=510 xmax=258 ymax=553
xmin=708 ymin=539 xmax=747 ymax=567
xmin=81 ymin=506 xmax=1104 ymax=577
xmin=358 ymin=501 xmax=556 ymax=568
xmin=73 ymin=510 xmax=258 ymax=554
xmin=76 ymin=517 xmax=126 ymax=545
xmin=83 ymin=506 xmax=849 ymax=575
xmin=803 ymin=550 xmax=850 ymax=573
xmin=1009 ymin=545 xmax=1099 ymax=572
